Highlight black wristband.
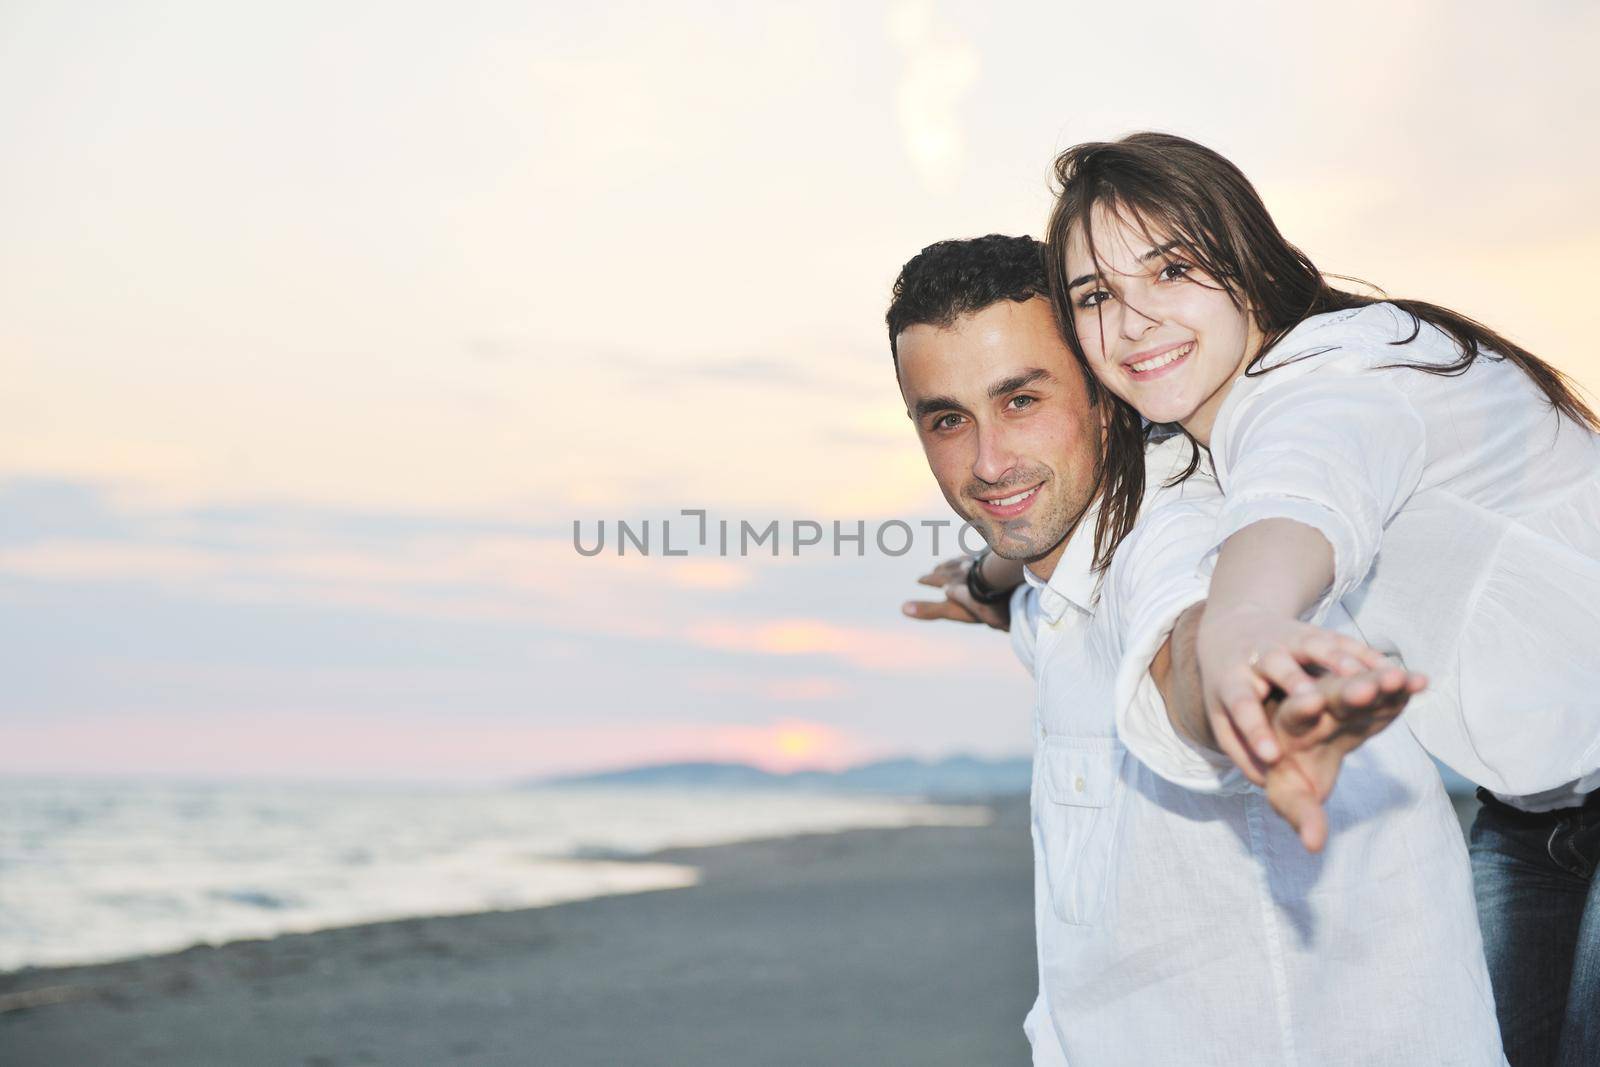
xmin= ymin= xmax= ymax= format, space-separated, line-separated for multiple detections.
xmin=965 ymin=548 xmax=1012 ymax=606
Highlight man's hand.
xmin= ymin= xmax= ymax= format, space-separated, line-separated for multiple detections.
xmin=1262 ymin=664 xmax=1425 ymax=852
xmin=901 ymin=554 xmax=1011 ymax=631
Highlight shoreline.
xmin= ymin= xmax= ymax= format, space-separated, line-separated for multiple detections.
xmin=1 ymin=797 xmax=1036 ymax=1066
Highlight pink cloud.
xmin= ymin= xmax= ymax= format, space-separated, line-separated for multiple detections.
xmin=1 ymin=713 xmax=876 ymax=780
xmin=684 ymin=617 xmax=958 ymax=671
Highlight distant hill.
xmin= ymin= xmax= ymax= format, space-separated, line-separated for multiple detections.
xmin=536 ymin=753 xmax=1478 ymax=800
xmin=533 ymin=755 xmax=1033 ymax=798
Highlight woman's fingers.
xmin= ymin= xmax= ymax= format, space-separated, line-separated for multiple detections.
xmin=1295 ymin=632 xmax=1357 ymax=675
xmin=1340 ymin=636 xmax=1390 ymax=671
xmin=1216 ymin=676 xmax=1281 ymax=763
xmin=1208 ymin=706 xmax=1270 ymax=787
xmin=1255 ymin=648 xmax=1319 ymax=700
xmin=1293 ymin=630 xmax=1386 ymax=677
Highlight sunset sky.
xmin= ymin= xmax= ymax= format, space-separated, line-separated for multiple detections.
xmin=4 ymin=0 xmax=1598 ymax=780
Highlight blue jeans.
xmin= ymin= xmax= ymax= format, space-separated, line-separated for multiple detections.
xmin=1470 ymin=788 xmax=1600 ymax=1067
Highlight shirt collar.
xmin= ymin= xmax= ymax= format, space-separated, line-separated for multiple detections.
xmin=1022 ymin=500 xmax=1102 ymax=624
xmin=1019 ymin=434 xmax=1199 ymax=624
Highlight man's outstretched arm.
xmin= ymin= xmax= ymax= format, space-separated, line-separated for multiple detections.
xmin=1147 ymin=602 xmax=1217 ymax=755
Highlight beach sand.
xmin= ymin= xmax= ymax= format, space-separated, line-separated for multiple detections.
xmin=0 ymin=799 xmax=1036 ymax=1066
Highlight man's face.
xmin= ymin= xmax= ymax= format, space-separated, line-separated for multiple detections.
xmin=896 ymin=296 xmax=1104 ymax=572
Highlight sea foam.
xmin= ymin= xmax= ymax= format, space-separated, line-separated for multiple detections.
xmin=0 ymin=778 xmax=987 ymax=971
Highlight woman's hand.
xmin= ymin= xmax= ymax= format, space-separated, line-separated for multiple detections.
xmin=901 ymin=553 xmax=1015 ymax=632
xmin=1195 ymin=603 xmax=1390 ymax=784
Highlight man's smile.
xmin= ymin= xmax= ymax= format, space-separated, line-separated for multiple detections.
xmin=973 ymin=482 xmax=1043 ymax=519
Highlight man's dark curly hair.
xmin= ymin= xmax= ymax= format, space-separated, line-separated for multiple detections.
xmin=885 ymin=234 xmax=1051 ymax=368
xmin=884 ymin=232 xmax=1138 ymax=575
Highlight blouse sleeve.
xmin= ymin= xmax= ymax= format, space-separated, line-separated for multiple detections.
xmin=1208 ymin=368 xmax=1427 ymax=622
xmin=1110 ymin=498 xmax=1250 ymax=795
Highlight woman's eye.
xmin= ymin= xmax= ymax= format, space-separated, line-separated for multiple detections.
xmin=1159 ymin=261 xmax=1192 ymax=282
xmin=1077 ymin=289 xmax=1110 ymax=310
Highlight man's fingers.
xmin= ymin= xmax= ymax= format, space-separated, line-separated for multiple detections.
xmin=1276 ymin=693 xmax=1328 ymax=738
xmin=1266 ymin=764 xmax=1330 ymax=853
xmin=900 ymin=598 xmax=978 ymax=624
xmin=915 ymin=559 xmax=968 ymax=588
xmin=1277 ymin=685 xmax=1328 ymax=724
xmin=1298 ymin=804 xmax=1329 ymax=852
xmin=1333 ymin=675 xmax=1380 ymax=711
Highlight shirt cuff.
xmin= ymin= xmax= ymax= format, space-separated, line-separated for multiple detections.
xmin=1207 ymin=493 xmax=1365 ymax=625
xmin=1114 ymin=585 xmax=1250 ymax=796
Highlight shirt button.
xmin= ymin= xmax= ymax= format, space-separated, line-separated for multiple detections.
xmin=1074 ymin=775 xmax=1086 ymax=793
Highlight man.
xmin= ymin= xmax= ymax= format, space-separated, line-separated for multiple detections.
xmin=887 ymin=235 xmax=1504 ymax=1065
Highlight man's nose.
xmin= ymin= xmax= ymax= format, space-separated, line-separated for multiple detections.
xmin=972 ymin=421 xmax=1019 ymax=485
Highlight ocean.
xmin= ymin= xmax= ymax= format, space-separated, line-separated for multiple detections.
xmin=0 ymin=778 xmax=987 ymax=972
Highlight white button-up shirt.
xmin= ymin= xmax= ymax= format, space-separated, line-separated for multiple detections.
xmin=1017 ymin=436 xmax=1504 ymax=1066
xmin=1202 ymin=303 xmax=1600 ymax=809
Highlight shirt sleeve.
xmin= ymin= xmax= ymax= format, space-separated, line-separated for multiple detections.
xmin=1110 ymin=498 xmax=1251 ymax=795
xmin=1208 ymin=368 xmax=1427 ymax=623
xmin=1008 ymin=584 xmax=1040 ymax=678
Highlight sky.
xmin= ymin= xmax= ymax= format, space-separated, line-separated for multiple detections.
xmin=4 ymin=0 xmax=1598 ymax=780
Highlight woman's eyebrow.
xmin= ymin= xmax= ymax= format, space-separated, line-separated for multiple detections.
xmin=1138 ymin=239 xmax=1181 ymax=264
xmin=1068 ymin=239 xmax=1182 ymax=290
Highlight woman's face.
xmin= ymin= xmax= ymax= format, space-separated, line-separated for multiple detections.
xmin=1062 ymin=203 xmax=1262 ymax=443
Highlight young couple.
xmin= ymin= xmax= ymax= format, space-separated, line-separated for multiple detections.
xmin=888 ymin=133 xmax=1600 ymax=1066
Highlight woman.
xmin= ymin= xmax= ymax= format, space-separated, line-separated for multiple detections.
xmin=1039 ymin=131 xmax=1599 ymax=1067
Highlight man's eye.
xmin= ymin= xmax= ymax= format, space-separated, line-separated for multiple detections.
xmin=1159 ymin=261 xmax=1193 ymax=282
xmin=1077 ymin=289 xmax=1110 ymax=310
xmin=933 ymin=413 xmax=964 ymax=431
xmin=1008 ymin=395 xmax=1036 ymax=410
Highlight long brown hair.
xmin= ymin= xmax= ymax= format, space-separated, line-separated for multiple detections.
xmin=1044 ymin=131 xmax=1599 ymax=569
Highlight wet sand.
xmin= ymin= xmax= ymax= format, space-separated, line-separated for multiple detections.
xmin=0 ymin=799 xmax=1036 ymax=1066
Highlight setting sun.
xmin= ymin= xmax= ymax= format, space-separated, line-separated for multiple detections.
xmin=775 ymin=725 xmax=822 ymax=759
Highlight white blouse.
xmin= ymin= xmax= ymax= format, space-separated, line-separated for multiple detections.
xmin=1014 ymin=437 xmax=1503 ymax=1065
xmin=1206 ymin=302 xmax=1600 ymax=809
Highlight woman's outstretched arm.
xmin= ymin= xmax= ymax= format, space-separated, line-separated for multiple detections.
xmin=1195 ymin=518 xmax=1386 ymax=771
xmin=1197 ymin=366 xmax=1428 ymax=774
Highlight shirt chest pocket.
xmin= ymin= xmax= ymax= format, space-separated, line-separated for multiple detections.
xmin=1036 ymin=736 xmax=1128 ymax=927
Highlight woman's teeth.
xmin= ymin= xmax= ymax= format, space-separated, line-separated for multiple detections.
xmin=1129 ymin=341 xmax=1194 ymax=373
